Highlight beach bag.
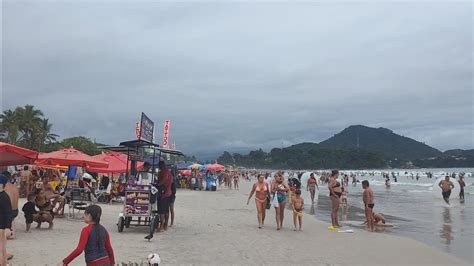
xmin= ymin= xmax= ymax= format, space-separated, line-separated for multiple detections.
xmin=272 ymin=191 xmax=279 ymax=208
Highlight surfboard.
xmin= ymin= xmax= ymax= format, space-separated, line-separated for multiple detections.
xmin=337 ymin=229 xmax=354 ymax=233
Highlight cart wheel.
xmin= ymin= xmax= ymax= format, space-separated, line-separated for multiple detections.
xmin=125 ymin=217 xmax=132 ymax=228
xmin=117 ymin=217 xmax=125 ymax=232
xmin=97 ymin=194 xmax=109 ymax=203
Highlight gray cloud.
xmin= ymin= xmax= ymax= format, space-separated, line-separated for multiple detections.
xmin=1 ymin=0 xmax=472 ymax=158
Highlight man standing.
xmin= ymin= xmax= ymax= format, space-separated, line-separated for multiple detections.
xmin=3 ymin=171 xmax=19 ymax=240
xmin=439 ymin=176 xmax=455 ymax=204
xmin=362 ymin=180 xmax=375 ymax=232
xmin=459 ymin=176 xmax=465 ymax=200
xmin=20 ymin=166 xmax=33 ymax=197
xmin=0 ymin=174 xmax=13 ymax=265
xmin=145 ymin=161 xmax=173 ymax=240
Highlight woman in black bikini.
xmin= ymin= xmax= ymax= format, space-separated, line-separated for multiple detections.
xmin=328 ymin=170 xmax=342 ymax=229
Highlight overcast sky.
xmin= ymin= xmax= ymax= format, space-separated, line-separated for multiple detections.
xmin=1 ymin=0 xmax=473 ymax=158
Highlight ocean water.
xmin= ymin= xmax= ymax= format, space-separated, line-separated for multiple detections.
xmin=297 ymin=168 xmax=474 ymax=263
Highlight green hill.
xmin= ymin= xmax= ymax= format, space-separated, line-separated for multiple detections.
xmin=217 ymin=125 xmax=473 ymax=169
xmin=319 ymin=125 xmax=442 ymax=160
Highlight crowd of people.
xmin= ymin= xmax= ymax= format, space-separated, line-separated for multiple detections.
xmin=244 ymin=170 xmax=385 ymax=232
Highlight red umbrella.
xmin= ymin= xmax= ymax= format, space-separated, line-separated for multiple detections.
xmin=206 ymin=163 xmax=225 ymax=171
xmin=0 ymin=142 xmax=38 ymax=166
xmin=87 ymin=151 xmax=144 ymax=174
xmin=35 ymin=147 xmax=108 ymax=168
xmin=178 ymin=169 xmax=192 ymax=176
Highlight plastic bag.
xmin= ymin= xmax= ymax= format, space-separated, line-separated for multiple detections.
xmin=272 ymin=191 xmax=279 ymax=208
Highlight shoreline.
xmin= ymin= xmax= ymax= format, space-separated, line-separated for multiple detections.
xmin=8 ymin=181 xmax=469 ymax=265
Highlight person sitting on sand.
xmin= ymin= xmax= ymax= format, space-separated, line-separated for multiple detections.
xmin=247 ymin=174 xmax=271 ymax=229
xmin=292 ymin=189 xmax=304 ymax=231
xmin=22 ymin=193 xmax=53 ymax=231
xmin=61 ymin=205 xmax=115 ymax=266
xmin=438 ymin=176 xmax=455 ymax=205
xmin=40 ymin=177 xmax=65 ymax=216
xmin=35 ymin=188 xmax=55 ymax=217
xmin=362 ymin=180 xmax=375 ymax=232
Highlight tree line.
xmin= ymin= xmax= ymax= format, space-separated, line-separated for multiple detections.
xmin=0 ymin=105 xmax=102 ymax=155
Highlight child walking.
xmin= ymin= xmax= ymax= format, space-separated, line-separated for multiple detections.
xmin=292 ymin=189 xmax=304 ymax=231
xmin=61 ymin=205 xmax=115 ymax=266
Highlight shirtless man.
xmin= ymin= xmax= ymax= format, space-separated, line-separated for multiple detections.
xmin=40 ymin=178 xmax=65 ymax=216
xmin=362 ymin=180 xmax=375 ymax=232
xmin=20 ymin=166 xmax=33 ymax=197
xmin=292 ymin=189 xmax=304 ymax=231
xmin=3 ymin=172 xmax=19 ymax=240
xmin=438 ymin=176 xmax=455 ymax=204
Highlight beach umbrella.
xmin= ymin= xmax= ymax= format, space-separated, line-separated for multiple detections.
xmin=178 ymin=169 xmax=192 ymax=176
xmin=87 ymin=151 xmax=144 ymax=174
xmin=36 ymin=147 xmax=108 ymax=169
xmin=176 ymin=161 xmax=192 ymax=170
xmin=0 ymin=142 xmax=38 ymax=166
xmin=187 ymin=163 xmax=202 ymax=170
xmin=206 ymin=163 xmax=225 ymax=171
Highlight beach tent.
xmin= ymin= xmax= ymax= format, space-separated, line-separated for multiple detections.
xmin=36 ymin=147 xmax=108 ymax=169
xmin=87 ymin=151 xmax=144 ymax=174
xmin=0 ymin=142 xmax=38 ymax=166
xmin=206 ymin=163 xmax=225 ymax=171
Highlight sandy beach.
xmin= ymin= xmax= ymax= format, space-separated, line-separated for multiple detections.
xmin=7 ymin=181 xmax=468 ymax=265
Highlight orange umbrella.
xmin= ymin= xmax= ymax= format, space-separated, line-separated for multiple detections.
xmin=36 ymin=147 xmax=108 ymax=168
xmin=87 ymin=151 xmax=144 ymax=174
xmin=0 ymin=142 xmax=38 ymax=166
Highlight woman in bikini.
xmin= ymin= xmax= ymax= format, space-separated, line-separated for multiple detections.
xmin=307 ymin=173 xmax=319 ymax=204
xmin=328 ymin=170 xmax=342 ymax=229
xmin=272 ymin=173 xmax=289 ymax=230
xmin=247 ymin=174 xmax=270 ymax=229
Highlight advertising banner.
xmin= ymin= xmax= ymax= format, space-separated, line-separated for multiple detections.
xmin=140 ymin=112 xmax=154 ymax=142
xmin=163 ymin=120 xmax=170 ymax=148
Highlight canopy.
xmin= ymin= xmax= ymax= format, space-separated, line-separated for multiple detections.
xmin=176 ymin=161 xmax=193 ymax=170
xmin=206 ymin=163 xmax=225 ymax=171
xmin=35 ymin=164 xmax=69 ymax=171
xmin=87 ymin=151 xmax=144 ymax=174
xmin=187 ymin=163 xmax=202 ymax=170
xmin=178 ymin=169 xmax=192 ymax=176
xmin=36 ymin=148 xmax=108 ymax=168
xmin=0 ymin=142 xmax=38 ymax=166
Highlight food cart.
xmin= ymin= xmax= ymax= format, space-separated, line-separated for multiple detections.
xmin=103 ymin=139 xmax=183 ymax=233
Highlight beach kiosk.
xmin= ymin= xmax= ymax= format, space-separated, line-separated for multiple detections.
xmin=104 ymin=139 xmax=183 ymax=233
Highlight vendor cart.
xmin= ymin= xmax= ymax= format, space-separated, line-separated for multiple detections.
xmin=102 ymin=139 xmax=183 ymax=233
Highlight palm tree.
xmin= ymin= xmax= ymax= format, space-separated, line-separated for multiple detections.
xmin=15 ymin=105 xmax=44 ymax=148
xmin=36 ymin=118 xmax=59 ymax=151
xmin=0 ymin=109 xmax=20 ymax=144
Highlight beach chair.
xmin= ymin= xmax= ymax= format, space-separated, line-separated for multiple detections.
xmin=68 ymin=188 xmax=91 ymax=218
